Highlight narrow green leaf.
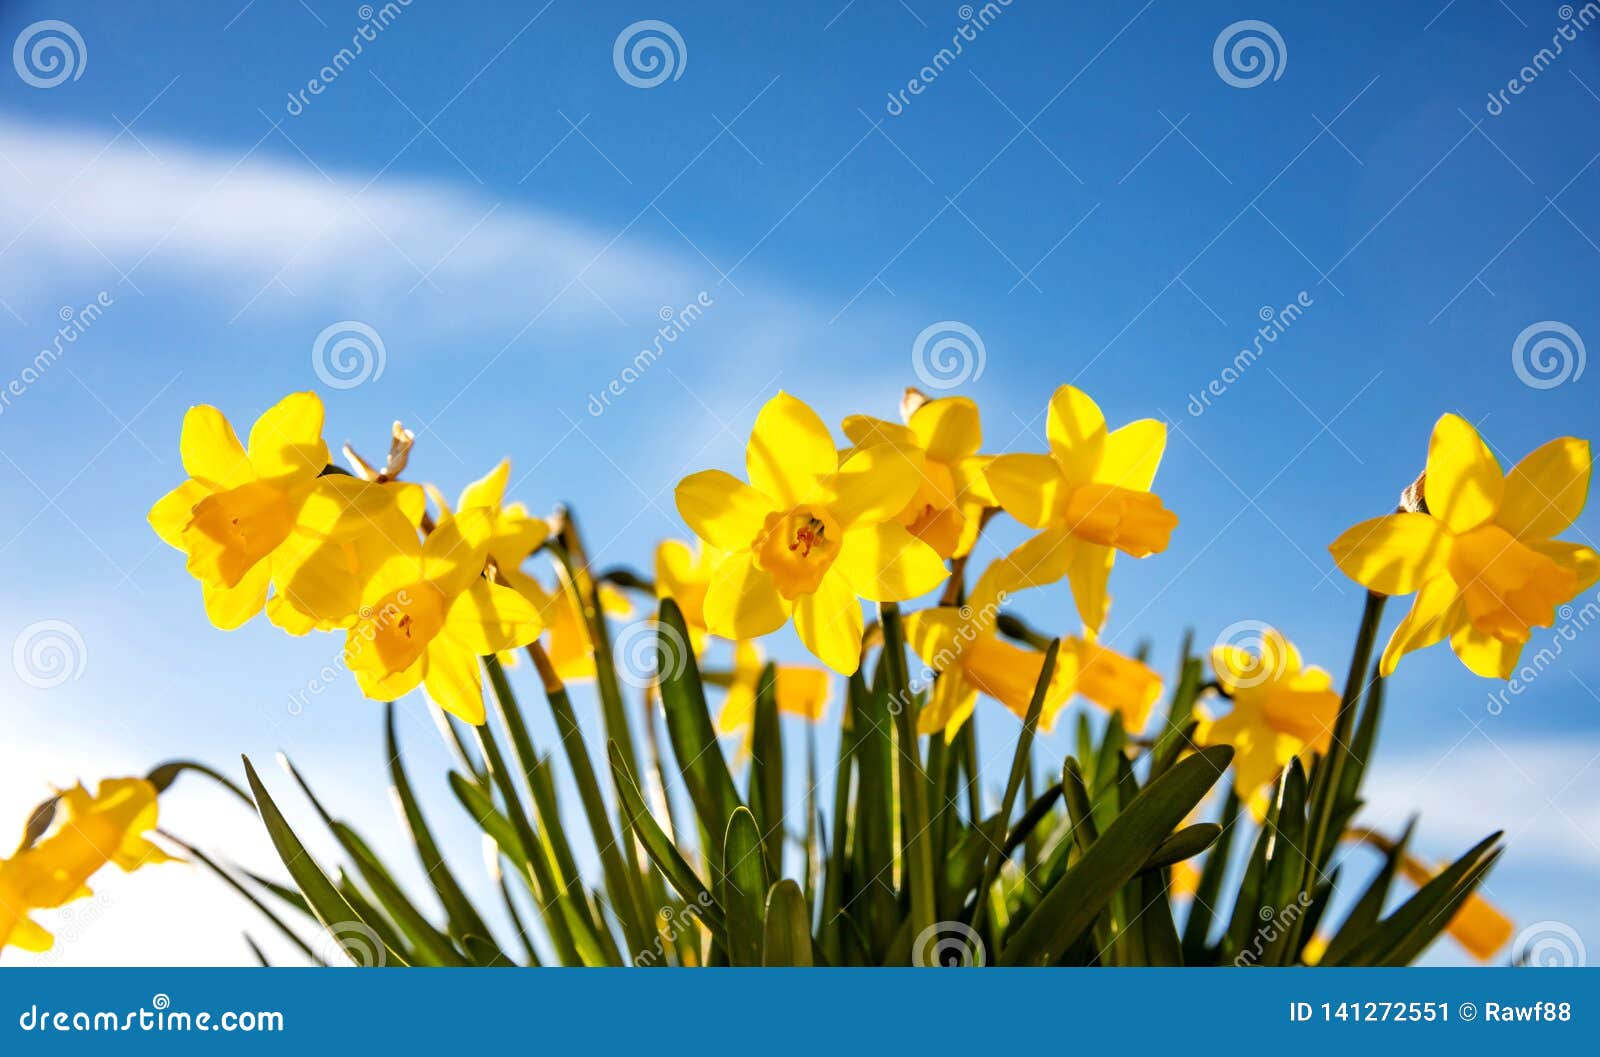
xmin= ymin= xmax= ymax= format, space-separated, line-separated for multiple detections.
xmin=657 ymin=598 xmax=745 ymax=844
xmin=1140 ymin=823 xmax=1222 ymax=873
xmin=762 ymin=879 xmax=814 ymax=966
xmin=1001 ymin=745 xmax=1232 ymax=966
xmin=749 ymin=662 xmax=786 ymax=879
xmin=1320 ymin=818 xmax=1415 ymax=966
xmin=721 ymin=807 xmax=769 ymax=967
xmin=879 ymin=603 xmax=936 ymax=951
xmin=1181 ymin=786 xmax=1239 ymax=964
xmin=608 ymin=742 xmax=726 ymax=938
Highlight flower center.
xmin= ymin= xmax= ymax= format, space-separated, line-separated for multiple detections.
xmin=754 ymin=506 xmax=842 ymax=599
xmin=183 ymin=480 xmax=297 ymax=587
xmin=1061 ymin=482 xmax=1177 ymax=557
xmin=355 ymin=582 xmax=446 ymax=674
xmin=1447 ymin=524 xmax=1576 ymax=642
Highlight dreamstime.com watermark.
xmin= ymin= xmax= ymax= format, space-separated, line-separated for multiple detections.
xmin=1484 ymin=4 xmax=1599 ymax=116
xmin=312 ymin=320 xmax=386 ymax=390
xmin=1511 ymin=319 xmax=1585 ymax=390
xmin=911 ymin=320 xmax=986 ymax=391
xmin=613 ymin=20 xmax=686 ymax=88
xmin=1212 ymin=20 xmax=1286 ymax=89
xmin=11 ymin=619 xmax=87 ymax=690
xmin=883 ymin=2 xmax=1017 ymax=116
xmin=634 ymin=891 xmax=715 ymax=966
xmin=1485 ymin=589 xmax=1600 ymax=715
xmin=284 ymin=1 xmax=417 ymax=116
xmin=16 ymin=995 xmax=284 ymax=1034
xmin=1186 ymin=291 xmax=1313 ymax=417
xmin=0 ymin=293 xmax=115 ymax=418
xmin=1234 ymin=892 xmax=1313 ymax=966
xmin=586 ymin=292 xmax=714 ymax=416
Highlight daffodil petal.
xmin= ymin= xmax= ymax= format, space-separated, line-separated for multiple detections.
xmin=985 ymin=453 xmax=1068 ymax=529
xmin=826 ymin=443 xmax=923 ymax=528
xmin=443 ymin=578 xmax=544 ymax=655
xmin=1379 ymin=574 xmax=1463 ymax=676
xmin=917 ymin=669 xmax=977 ymax=739
xmin=1046 ymin=385 xmax=1107 ymax=484
xmin=746 ymin=391 xmax=837 ymax=507
xmin=834 ymin=522 xmax=948 ymax=602
xmin=909 ymin=396 xmax=982 ymax=463
xmin=1329 ymin=513 xmax=1451 ymax=595
xmin=1094 ymin=419 xmax=1166 ymax=492
xmin=703 ymin=553 xmax=791 ymax=640
xmin=792 ymin=567 xmax=863 ymax=675
xmin=1498 ymin=437 xmax=1591 ymax=541
xmin=1526 ymin=539 xmax=1600 ymax=593
xmin=422 ymin=641 xmax=486 ymax=725
xmin=676 ymin=470 xmax=773 ymax=551
xmin=247 ymin=391 xmax=329 ymax=482
xmin=840 ymin=413 xmax=917 ymax=450
xmin=1425 ymin=413 xmax=1502 ymax=532
xmin=774 ymin=666 xmax=831 ymax=721
xmin=148 ymin=479 xmax=209 ymax=549
xmin=1066 ymin=541 xmax=1116 ymax=635
xmin=200 ymin=560 xmax=270 ymax=630
xmin=904 ymin=606 xmax=967 ymax=670
xmin=179 ymin=405 xmax=249 ymax=488
xmin=1449 ymin=622 xmax=1521 ymax=680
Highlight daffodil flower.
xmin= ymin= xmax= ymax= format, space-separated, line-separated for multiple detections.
xmin=344 ymin=497 xmax=542 ymax=724
xmin=149 ymin=392 xmax=423 ymax=630
xmin=984 ymin=385 xmax=1176 ymax=634
xmin=675 ymin=392 xmax=949 ymax=675
xmin=1 ymin=779 xmax=171 ymax=953
xmin=501 ymin=570 xmax=632 ymax=682
xmin=1198 ymin=628 xmax=1340 ymax=796
xmin=840 ymin=394 xmax=996 ymax=560
xmin=715 ymin=641 xmax=833 ymax=736
xmin=655 ymin=538 xmax=718 ymax=657
xmin=904 ymin=567 xmax=1163 ymax=739
xmin=1330 ymin=415 xmax=1597 ymax=678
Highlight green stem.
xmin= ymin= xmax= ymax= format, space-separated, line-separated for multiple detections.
xmin=878 ymin=602 xmax=936 ymax=957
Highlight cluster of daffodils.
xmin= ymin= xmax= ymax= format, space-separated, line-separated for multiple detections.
xmin=1 ymin=780 xmax=170 ymax=954
xmin=144 ymin=388 xmax=1597 ymax=812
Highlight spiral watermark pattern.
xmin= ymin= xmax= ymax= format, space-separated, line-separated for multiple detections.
xmin=912 ymin=320 xmax=986 ymax=391
xmin=12 ymin=620 xmax=87 ymax=690
xmin=315 ymin=921 xmax=388 ymax=967
xmin=13 ymin=20 xmax=86 ymax=88
xmin=613 ymin=20 xmax=686 ymax=88
xmin=1212 ymin=20 xmax=1285 ymax=89
xmin=1512 ymin=921 xmax=1586 ymax=967
xmin=1212 ymin=620 xmax=1284 ymax=690
xmin=912 ymin=921 xmax=986 ymax=966
xmin=1511 ymin=320 xmax=1585 ymax=390
xmin=312 ymin=321 xmax=386 ymax=390
xmin=613 ymin=618 xmax=690 ymax=690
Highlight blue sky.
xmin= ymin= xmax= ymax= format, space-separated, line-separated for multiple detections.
xmin=1 ymin=0 xmax=1598 ymax=966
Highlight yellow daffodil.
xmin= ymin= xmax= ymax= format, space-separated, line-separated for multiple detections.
xmin=150 ymin=392 xmax=424 ymax=630
xmin=345 ymin=498 xmax=543 ymax=724
xmin=904 ymin=568 xmax=1162 ymax=739
xmin=1399 ymin=855 xmax=1513 ymax=962
xmin=840 ymin=393 xmax=996 ymax=559
xmin=1198 ymin=627 xmax=1340 ymax=796
xmin=984 ymin=385 xmax=1176 ymax=635
xmin=1330 ymin=415 xmax=1597 ymax=678
xmin=675 ymin=392 xmax=948 ymax=675
xmin=715 ymin=641 xmax=833 ymax=735
xmin=1 ymin=779 xmax=172 ymax=954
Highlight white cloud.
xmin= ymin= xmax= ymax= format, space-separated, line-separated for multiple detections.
xmin=1358 ymin=733 xmax=1600 ymax=873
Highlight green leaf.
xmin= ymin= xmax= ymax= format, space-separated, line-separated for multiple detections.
xmin=657 ymin=598 xmax=745 ymax=845
xmin=762 ymin=880 xmax=814 ymax=966
xmin=1320 ymin=818 xmax=1415 ymax=966
xmin=1002 ymin=745 xmax=1232 ymax=966
xmin=145 ymin=759 xmax=253 ymax=806
xmin=241 ymin=755 xmax=406 ymax=966
xmin=748 ymin=662 xmax=785 ymax=879
xmin=1180 ymin=787 xmax=1239 ymax=964
xmin=1260 ymin=758 xmax=1310 ymax=966
xmin=608 ymin=742 xmax=726 ymax=939
xmin=720 ymin=807 xmax=769 ymax=967
xmin=878 ymin=603 xmax=936 ymax=951
xmin=1140 ymin=823 xmax=1222 ymax=873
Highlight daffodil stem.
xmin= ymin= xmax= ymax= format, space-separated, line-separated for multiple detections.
xmin=878 ymin=602 xmax=937 ymax=954
xmin=1299 ymin=589 xmax=1387 ymax=937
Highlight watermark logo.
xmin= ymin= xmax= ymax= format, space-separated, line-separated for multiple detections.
xmin=1485 ymin=4 xmax=1599 ymax=116
xmin=613 ymin=20 xmax=686 ymax=88
xmin=1211 ymin=621 xmax=1285 ymax=690
xmin=284 ymin=1 xmax=417 ymax=116
xmin=614 ymin=618 xmax=690 ymax=690
xmin=312 ymin=320 xmax=386 ymax=390
xmin=0 ymin=292 xmax=115 ymax=419
xmin=13 ymin=620 xmax=87 ymax=690
xmin=586 ymin=292 xmax=714 ymax=416
xmin=912 ymin=921 xmax=986 ymax=966
xmin=1512 ymin=921 xmax=1585 ymax=967
xmin=912 ymin=320 xmax=986 ymax=391
xmin=13 ymin=20 xmax=86 ymax=88
xmin=884 ymin=1 xmax=1016 ymax=116
xmin=315 ymin=921 xmax=388 ymax=967
xmin=1187 ymin=291 xmax=1313 ymax=417
xmin=1213 ymin=20 xmax=1286 ymax=89
xmin=1511 ymin=320 xmax=1584 ymax=390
